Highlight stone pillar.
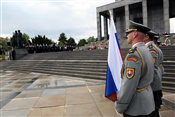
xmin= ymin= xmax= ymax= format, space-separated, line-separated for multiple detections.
xmin=97 ymin=12 xmax=102 ymax=40
xmin=163 ymin=0 xmax=170 ymax=33
xmin=104 ymin=16 xmax=108 ymax=40
xmin=142 ymin=0 xmax=148 ymax=26
xmin=125 ymin=5 xmax=129 ymax=29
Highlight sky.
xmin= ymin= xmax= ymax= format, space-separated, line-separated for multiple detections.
xmin=0 ymin=0 xmax=175 ymax=43
xmin=0 ymin=0 xmax=114 ymax=42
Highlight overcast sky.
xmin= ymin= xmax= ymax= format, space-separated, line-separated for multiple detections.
xmin=0 ymin=0 xmax=114 ymax=42
xmin=0 ymin=0 xmax=175 ymax=43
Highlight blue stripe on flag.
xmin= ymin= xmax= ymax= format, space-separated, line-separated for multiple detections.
xmin=115 ymin=33 xmax=121 ymax=49
xmin=105 ymin=65 xmax=118 ymax=97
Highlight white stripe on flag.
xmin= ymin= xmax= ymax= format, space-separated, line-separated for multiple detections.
xmin=108 ymin=11 xmax=123 ymax=91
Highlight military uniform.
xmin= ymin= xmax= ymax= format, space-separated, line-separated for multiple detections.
xmin=146 ymin=41 xmax=164 ymax=92
xmin=146 ymin=31 xmax=164 ymax=117
xmin=116 ymin=21 xmax=155 ymax=116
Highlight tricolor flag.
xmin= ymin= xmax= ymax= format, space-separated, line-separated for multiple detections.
xmin=105 ymin=11 xmax=123 ymax=102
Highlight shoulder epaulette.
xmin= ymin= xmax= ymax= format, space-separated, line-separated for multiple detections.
xmin=148 ymin=44 xmax=158 ymax=55
xmin=148 ymin=44 xmax=153 ymax=49
xmin=129 ymin=47 xmax=137 ymax=54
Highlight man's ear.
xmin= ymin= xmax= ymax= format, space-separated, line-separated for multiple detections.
xmin=132 ymin=31 xmax=138 ymax=39
xmin=145 ymin=35 xmax=149 ymax=40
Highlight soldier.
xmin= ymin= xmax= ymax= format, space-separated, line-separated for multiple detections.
xmin=143 ymin=31 xmax=164 ymax=117
xmin=116 ymin=21 xmax=155 ymax=117
xmin=11 ymin=47 xmax=16 ymax=60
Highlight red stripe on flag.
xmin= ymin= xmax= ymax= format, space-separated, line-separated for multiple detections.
xmin=105 ymin=92 xmax=117 ymax=102
xmin=119 ymin=49 xmax=124 ymax=61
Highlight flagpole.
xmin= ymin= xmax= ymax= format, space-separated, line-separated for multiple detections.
xmin=109 ymin=10 xmax=113 ymax=20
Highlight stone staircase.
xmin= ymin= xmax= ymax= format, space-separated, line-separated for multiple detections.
xmin=2 ymin=60 xmax=107 ymax=80
xmin=160 ymin=46 xmax=175 ymax=92
xmin=1 ymin=46 xmax=175 ymax=92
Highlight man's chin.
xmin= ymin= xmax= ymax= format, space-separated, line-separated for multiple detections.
xmin=127 ymin=41 xmax=132 ymax=44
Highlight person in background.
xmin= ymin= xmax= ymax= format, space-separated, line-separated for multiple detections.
xmin=11 ymin=47 xmax=16 ymax=60
xmin=143 ymin=31 xmax=164 ymax=117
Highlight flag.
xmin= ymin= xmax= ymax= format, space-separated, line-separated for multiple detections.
xmin=105 ymin=11 xmax=123 ymax=102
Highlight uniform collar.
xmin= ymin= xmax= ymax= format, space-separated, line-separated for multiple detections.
xmin=132 ymin=42 xmax=145 ymax=48
xmin=145 ymin=41 xmax=154 ymax=46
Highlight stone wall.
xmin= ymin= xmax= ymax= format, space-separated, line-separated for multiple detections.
xmin=15 ymin=49 xmax=28 ymax=60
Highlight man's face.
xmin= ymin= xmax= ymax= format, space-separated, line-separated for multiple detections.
xmin=126 ymin=31 xmax=134 ymax=44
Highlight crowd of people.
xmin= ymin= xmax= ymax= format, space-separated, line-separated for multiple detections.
xmin=115 ymin=20 xmax=164 ymax=117
xmin=26 ymin=44 xmax=76 ymax=53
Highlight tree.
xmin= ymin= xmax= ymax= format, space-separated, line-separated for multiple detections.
xmin=78 ymin=39 xmax=87 ymax=47
xmin=0 ymin=37 xmax=11 ymax=51
xmin=87 ymin=36 xmax=97 ymax=44
xmin=67 ymin=37 xmax=77 ymax=47
xmin=22 ymin=33 xmax=30 ymax=45
xmin=58 ymin=33 xmax=67 ymax=47
xmin=31 ymin=35 xmax=53 ymax=45
xmin=0 ymin=37 xmax=7 ymax=46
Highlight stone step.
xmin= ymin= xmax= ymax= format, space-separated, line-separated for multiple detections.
xmin=162 ymin=77 xmax=175 ymax=82
xmin=162 ymin=81 xmax=175 ymax=88
xmin=162 ymin=48 xmax=175 ymax=50
xmin=163 ymin=72 xmax=175 ymax=77
xmin=162 ymin=86 xmax=175 ymax=93
xmin=7 ymin=64 xmax=107 ymax=70
xmin=163 ymin=65 xmax=175 ymax=69
xmin=164 ymin=69 xmax=175 ymax=73
xmin=162 ymin=50 xmax=175 ymax=53
xmin=21 ymin=57 xmax=108 ymax=60
xmin=11 ymin=60 xmax=107 ymax=64
xmin=7 ymin=65 xmax=107 ymax=72
xmin=164 ymin=57 xmax=175 ymax=61
xmin=8 ymin=68 xmax=106 ymax=80
xmin=164 ymin=55 xmax=175 ymax=57
xmin=163 ymin=62 xmax=175 ymax=66
xmin=10 ymin=60 xmax=108 ymax=66
xmin=21 ymin=57 xmax=175 ymax=60
xmin=6 ymin=67 xmax=106 ymax=76
xmin=8 ymin=63 xmax=107 ymax=68
xmin=162 ymin=53 xmax=175 ymax=56
xmin=7 ymin=63 xmax=107 ymax=69
xmin=160 ymin=46 xmax=175 ymax=49
xmin=163 ymin=61 xmax=175 ymax=63
xmin=20 ymin=49 xmax=175 ymax=60
xmin=161 ymin=49 xmax=175 ymax=51
xmin=21 ymin=56 xmax=174 ymax=61
xmin=7 ymin=61 xmax=175 ymax=70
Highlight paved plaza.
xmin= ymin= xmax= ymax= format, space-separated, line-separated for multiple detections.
xmin=0 ymin=70 xmax=174 ymax=117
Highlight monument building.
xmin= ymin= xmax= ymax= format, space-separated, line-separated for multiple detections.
xmin=96 ymin=0 xmax=175 ymax=40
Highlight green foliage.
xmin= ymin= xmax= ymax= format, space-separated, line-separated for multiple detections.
xmin=31 ymin=35 xmax=53 ymax=45
xmin=87 ymin=36 xmax=97 ymax=44
xmin=0 ymin=37 xmax=11 ymax=51
xmin=0 ymin=37 xmax=7 ymax=47
xmin=67 ymin=37 xmax=77 ymax=47
xmin=22 ymin=33 xmax=30 ymax=44
xmin=0 ymin=55 xmax=5 ymax=61
xmin=58 ymin=33 xmax=67 ymax=46
xmin=78 ymin=39 xmax=87 ymax=47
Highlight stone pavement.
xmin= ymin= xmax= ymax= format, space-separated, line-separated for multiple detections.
xmin=0 ymin=70 xmax=174 ymax=117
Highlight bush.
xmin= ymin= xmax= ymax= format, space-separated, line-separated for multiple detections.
xmin=0 ymin=55 xmax=5 ymax=61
